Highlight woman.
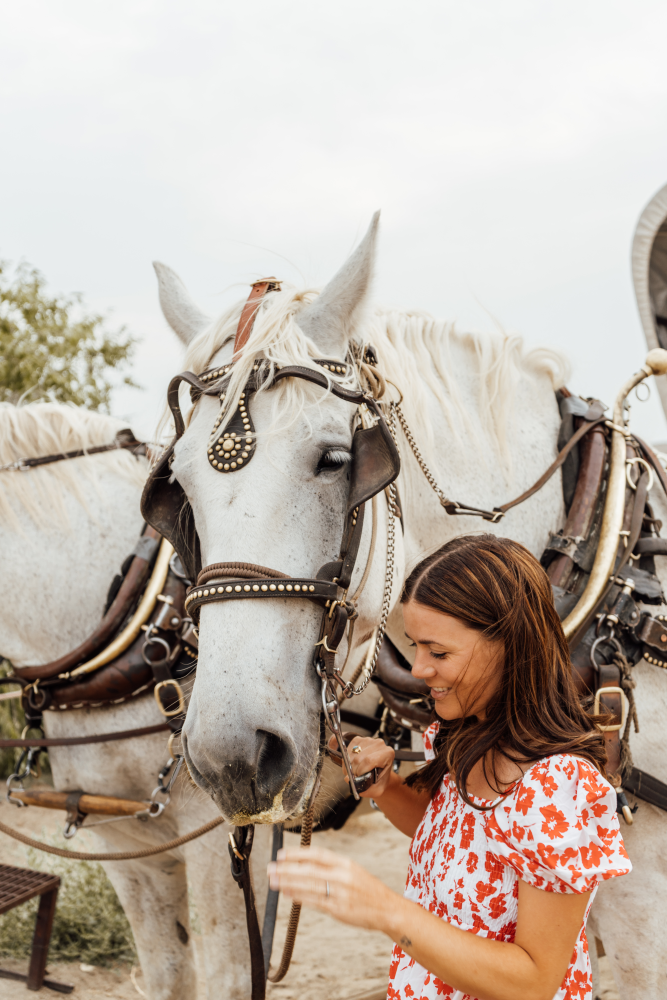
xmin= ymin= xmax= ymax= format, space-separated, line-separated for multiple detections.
xmin=268 ymin=535 xmax=631 ymax=1000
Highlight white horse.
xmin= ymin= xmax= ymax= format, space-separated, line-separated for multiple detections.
xmin=156 ymin=215 xmax=667 ymax=999
xmin=0 ymin=402 xmax=274 ymax=998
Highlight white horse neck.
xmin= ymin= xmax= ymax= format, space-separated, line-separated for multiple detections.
xmin=0 ymin=403 xmax=147 ymax=667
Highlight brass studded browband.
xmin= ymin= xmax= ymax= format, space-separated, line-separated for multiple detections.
xmin=193 ymin=357 xmax=353 ymax=475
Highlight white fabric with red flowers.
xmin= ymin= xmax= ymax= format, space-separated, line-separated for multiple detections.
xmin=387 ymin=722 xmax=631 ymax=1000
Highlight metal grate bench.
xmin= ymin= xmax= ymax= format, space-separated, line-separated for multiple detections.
xmin=0 ymin=863 xmax=73 ymax=993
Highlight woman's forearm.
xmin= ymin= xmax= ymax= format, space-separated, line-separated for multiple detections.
xmin=380 ymin=895 xmax=546 ymax=1000
xmin=371 ymin=772 xmax=430 ymax=837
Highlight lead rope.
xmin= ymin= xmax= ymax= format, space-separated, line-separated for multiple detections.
xmin=0 ymin=814 xmax=224 ymax=861
xmin=266 ymin=801 xmax=315 ymax=983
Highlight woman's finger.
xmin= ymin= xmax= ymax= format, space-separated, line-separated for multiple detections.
xmin=275 ymin=845 xmax=350 ymax=867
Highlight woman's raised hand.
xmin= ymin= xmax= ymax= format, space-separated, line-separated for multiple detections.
xmin=328 ymin=734 xmax=395 ymax=798
xmin=267 ymin=845 xmax=394 ymax=930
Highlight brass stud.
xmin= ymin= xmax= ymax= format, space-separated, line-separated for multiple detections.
xmin=218 ymin=587 xmax=224 ymax=594
xmin=237 ymin=458 xmax=243 ymax=465
xmin=269 ymin=584 xmax=276 ymax=591
xmin=241 ymin=451 xmax=248 ymax=458
xmin=286 ymin=585 xmax=293 ymax=591
xmin=234 ymin=585 xmax=242 ymax=592
xmin=243 ymin=585 xmax=251 ymax=592
xmin=309 ymin=585 xmax=315 ymax=592
xmin=226 ymin=586 xmax=233 ymax=593
xmin=261 ymin=585 xmax=268 ymax=591
xmin=252 ymin=584 xmax=259 ymax=591
xmin=278 ymin=584 xmax=285 ymax=591
xmin=231 ymin=462 xmax=237 ymax=469
xmin=294 ymin=584 xmax=300 ymax=591
xmin=224 ymin=464 xmax=230 ymax=471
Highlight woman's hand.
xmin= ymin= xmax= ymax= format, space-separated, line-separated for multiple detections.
xmin=267 ymin=845 xmax=396 ymax=930
xmin=328 ymin=734 xmax=395 ymax=797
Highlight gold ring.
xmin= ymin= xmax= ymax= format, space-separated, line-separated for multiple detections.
xmin=352 ymin=745 xmax=361 ymax=754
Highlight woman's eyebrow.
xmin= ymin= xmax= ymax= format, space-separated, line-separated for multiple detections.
xmin=404 ymin=632 xmax=443 ymax=646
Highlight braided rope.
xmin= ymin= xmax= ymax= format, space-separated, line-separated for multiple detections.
xmin=197 ymin=563 xmax=289 ymax=587
xmin=267 ymin=802 xmax=314 ymax=983
xmin=0 ymin=815 xmax=224 ymax=861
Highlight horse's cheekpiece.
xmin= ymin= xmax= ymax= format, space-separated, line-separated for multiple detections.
xmin=141 ymin=279 xmax=402 ymax=803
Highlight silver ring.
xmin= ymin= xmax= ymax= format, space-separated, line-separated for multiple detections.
xmin=326 ymin=880 xmax=330 ymax=898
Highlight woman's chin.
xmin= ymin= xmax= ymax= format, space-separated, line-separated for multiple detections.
xmin=433 ymin=699 xmax=463 ymax=721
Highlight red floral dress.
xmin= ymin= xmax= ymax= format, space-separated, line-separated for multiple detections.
xmin=387 ymin=723 xmax=631 ymax=1000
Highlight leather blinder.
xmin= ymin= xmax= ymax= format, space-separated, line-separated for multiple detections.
xmin=347 ymin=419 xmax=400 ymax=515
xmin=140 ymin=445 xmax=200 ymax=581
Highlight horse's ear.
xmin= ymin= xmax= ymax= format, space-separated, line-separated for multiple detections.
xmin=153 ymin=261 xmax=211 ymax=346
xmin=297 ymin=211 xmax=380 ymax=358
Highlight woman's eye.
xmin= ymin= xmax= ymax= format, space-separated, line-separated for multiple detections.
xmin=317 ymin=449 xmax=351 ymax=473
xmin=430 ymin=651 xmax=448 ymax=660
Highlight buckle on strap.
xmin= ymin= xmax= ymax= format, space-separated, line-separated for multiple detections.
xmin=154 ymin=679 xmax=186 ymax=718
xmin=594 ymin=686 xmax=629 ymax=732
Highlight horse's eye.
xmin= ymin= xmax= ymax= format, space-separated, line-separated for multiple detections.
xmin=317 ymin=449 xmax=351 ymax=473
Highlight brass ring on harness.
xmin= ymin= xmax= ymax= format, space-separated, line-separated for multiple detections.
xmin=24 ymin=681 xmax=47 ymax=712
xmin=384 ymin=378 xmax=403 ymax=405
xmin=154 ymin=679 xmax=186 ymax=718
xmin=626 ymin=457 xmax=654 ymax=492
xmin=141 ymin=635 xmax=171 ymax=668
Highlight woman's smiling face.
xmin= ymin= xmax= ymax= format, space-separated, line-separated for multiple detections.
xmin=402 ymin=600 xmax=504 ymax=720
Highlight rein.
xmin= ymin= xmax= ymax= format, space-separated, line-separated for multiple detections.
xmin=0 ymin=723 xmax=169 ymax=748
xmin=0 ymin=429 xmax=147 ymax=473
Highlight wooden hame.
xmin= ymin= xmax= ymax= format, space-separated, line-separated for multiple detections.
xmin=10 ymin=790 xmax=150 ymax=816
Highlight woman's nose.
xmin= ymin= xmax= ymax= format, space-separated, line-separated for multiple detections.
xmin=411 ymin=649 xmax=437 ymax=680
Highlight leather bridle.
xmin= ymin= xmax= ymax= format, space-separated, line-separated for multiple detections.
xmin=141 ymin=281 xmax=401 ymax=795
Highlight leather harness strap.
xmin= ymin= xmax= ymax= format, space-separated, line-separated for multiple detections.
xmin=228 ymin=825 xmax=265 ymax=1000
xmin=13 ymin=526 xmax=162 ymax=682
xmin=233 ymin=279 xmax=281 ymax=358
xmin=494 ymin=415 xmax=607 ymax=517
xmin=0 ymin=723 xmax=170 ymax=748
xmin=0 ymin=429 xmax=146 ymax=474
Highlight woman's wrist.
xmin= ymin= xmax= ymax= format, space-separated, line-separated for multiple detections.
xmin=368 ymin=768 xmax=404 ymax=800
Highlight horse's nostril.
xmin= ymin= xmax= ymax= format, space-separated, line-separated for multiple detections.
xmin=254 ymin=730 xmax=295 ymax=802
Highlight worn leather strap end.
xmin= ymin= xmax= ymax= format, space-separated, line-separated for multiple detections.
xmin=234 ymin=280 xmax=281 ymax=358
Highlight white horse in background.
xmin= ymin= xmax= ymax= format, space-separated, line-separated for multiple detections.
xmin=0 ymin=403 xmax=274 ymax=998
xmin=154 ymin=214 xmax=667 ymax=999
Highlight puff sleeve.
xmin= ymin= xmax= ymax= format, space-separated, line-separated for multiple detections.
xmin=485 ymin=754 xmax=632 ymax=893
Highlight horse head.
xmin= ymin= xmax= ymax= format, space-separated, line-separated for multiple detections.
xmin=143 ymin=214 xmax=402 ymax=824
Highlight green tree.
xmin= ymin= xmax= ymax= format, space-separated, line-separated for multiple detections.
xmin=0 ymin=261 xmax=137 ymax=409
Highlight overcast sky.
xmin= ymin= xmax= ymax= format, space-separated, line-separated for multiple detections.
xmin=3 ymin=0 xmax=667 ymax=443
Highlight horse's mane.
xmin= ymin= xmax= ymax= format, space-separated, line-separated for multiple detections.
xmin=0 ymin=402 xmax=147 ymax=530
xmin=175 ymin=284 xmax=569 ymax=463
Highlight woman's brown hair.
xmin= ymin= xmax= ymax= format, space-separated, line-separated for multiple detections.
xmin=402 ymin=534 xmax=608 ymax=806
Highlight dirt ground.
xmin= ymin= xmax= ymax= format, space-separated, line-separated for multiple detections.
xmin=0 ymin=800 xmax=620 ymax=1000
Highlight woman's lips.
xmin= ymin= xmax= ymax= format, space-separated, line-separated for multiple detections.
xmin=429 ymin=686 xmax=452 ymax=701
